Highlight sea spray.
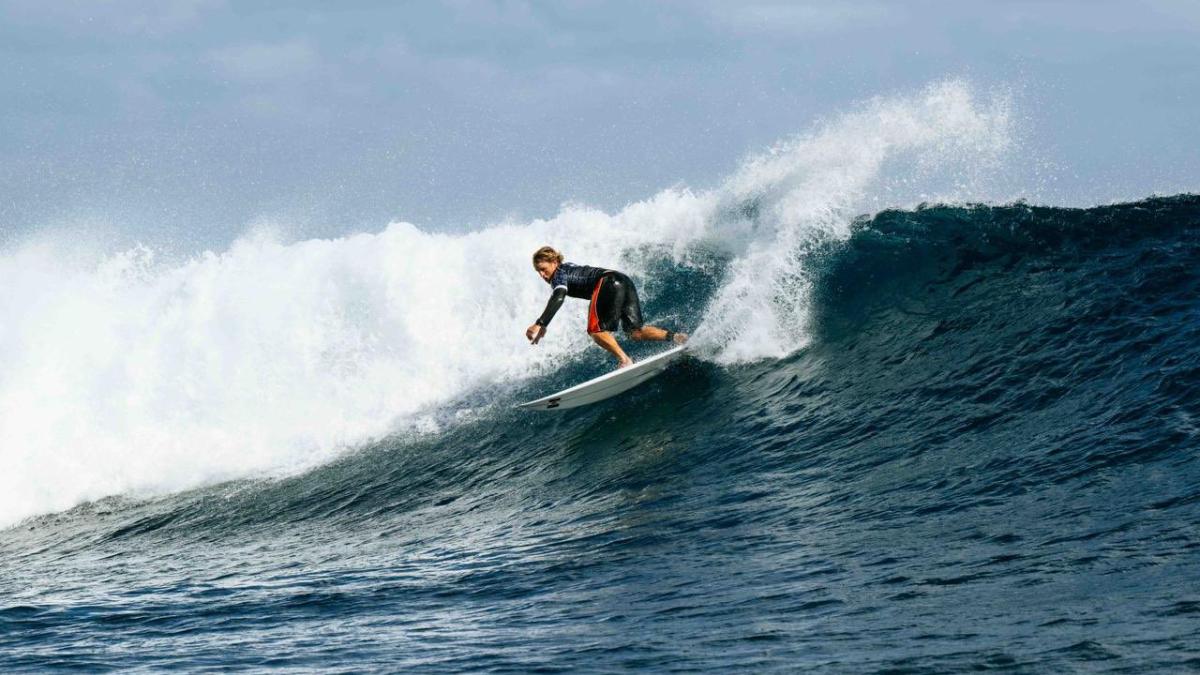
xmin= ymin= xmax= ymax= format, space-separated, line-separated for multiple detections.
xmin=693 ymin=80 xmax=1011 ymax=362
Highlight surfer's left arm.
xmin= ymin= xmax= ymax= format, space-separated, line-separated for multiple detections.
xmin=527 ymin=286 xmax=567 ymax=344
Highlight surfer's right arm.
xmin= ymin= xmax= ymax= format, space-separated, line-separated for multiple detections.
xmin=527 ymin=286 xmax=567 ymax=344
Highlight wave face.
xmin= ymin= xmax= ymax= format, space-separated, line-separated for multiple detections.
xmin=3 ymin=85 xmax=1200 ymax=670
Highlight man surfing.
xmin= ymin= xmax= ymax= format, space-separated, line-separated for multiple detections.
xmin=526 ymin=246 xmax=687 ymax=368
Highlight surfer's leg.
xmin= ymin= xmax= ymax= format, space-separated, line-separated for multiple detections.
xmin=629 ymin=325 xmax=666 ymax=340
xmin=590 ymin=275 xmax=622 ymax=335
xmin=589 ymin=278 xmax=632 ymax=367
xmin=629 ymin=326 xmax=689 ymax=344
xmin=617 ymin=275 xmax=644 ymax=332
xmin=591 ymin=331 xmax=633 ymax=367
xmin=618 ymin=281 xmax=687 ymax=343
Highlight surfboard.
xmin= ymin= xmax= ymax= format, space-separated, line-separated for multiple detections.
xmin=517 ymin=345 xmax=688 ymax=411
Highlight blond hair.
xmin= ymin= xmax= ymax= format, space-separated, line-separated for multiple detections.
xmin=532 ymin=246 xmax=564 ymax=266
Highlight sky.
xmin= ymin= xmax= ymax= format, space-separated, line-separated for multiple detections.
xmin=1 ymin=0 xmax=1198 ymax=250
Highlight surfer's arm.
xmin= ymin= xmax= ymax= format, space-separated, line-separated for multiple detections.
xmin=527 ymin=286 xmax=566 ymax=344
xmin=535 ymin=287 xmax=567 ymax=328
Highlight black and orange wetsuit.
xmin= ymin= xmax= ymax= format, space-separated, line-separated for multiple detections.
xmin=535 ymin=262 xmax=645 ymax=334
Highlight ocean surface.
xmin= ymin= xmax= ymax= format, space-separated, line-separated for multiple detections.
xmin=2 ymin=83 xmax=1198 ymax=671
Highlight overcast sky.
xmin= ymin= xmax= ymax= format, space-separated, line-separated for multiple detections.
xmin=2 ymin=0 xmax=1198 ymax=249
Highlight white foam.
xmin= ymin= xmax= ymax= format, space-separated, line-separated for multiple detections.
xmin=692 ymin=80 xmax=1011 ymax=362
xmin=0 ymin=80 xmax=1011 ymax=527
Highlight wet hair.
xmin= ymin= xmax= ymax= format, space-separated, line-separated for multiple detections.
xmin=532 ymin=246 xmax=564 ymax=267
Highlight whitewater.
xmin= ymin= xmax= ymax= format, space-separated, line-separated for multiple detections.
xmin=0 ymin=81 xmax=1009 ymax=528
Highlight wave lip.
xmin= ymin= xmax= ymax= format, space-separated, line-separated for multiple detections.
xmin=696 ymin=79 xmax=1012 ymax=362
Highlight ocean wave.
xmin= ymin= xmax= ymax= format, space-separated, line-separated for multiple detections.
xmin=1 ymin=79 xmax=1017 ymax=527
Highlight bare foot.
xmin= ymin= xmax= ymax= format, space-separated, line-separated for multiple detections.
xmin=617 ymin=358 xmax=634 ymax=369
xmin=673 ymin=332 xmax=689 ymax=345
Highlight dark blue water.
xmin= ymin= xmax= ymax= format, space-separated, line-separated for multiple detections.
xmin=3 ymin=195 xmax=1200 ymax=671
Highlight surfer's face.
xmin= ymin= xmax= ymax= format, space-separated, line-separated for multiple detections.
xmin=534 ymin=260 xmax=558 ymax=281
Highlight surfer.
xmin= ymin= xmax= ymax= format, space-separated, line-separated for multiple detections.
xmin=526 ymin=246 xmax=687 ymax=368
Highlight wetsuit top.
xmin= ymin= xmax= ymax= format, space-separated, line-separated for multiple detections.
xmin=550 ymin=263 xmax=610 ymax=299
xmin=535 ymin=262 xmax=611 ymax=327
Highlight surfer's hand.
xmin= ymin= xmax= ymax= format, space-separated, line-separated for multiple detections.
xmin=526 ymin=324 xmax=546 ymax=344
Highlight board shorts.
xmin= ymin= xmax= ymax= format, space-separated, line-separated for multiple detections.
xmin=587 ymin=272 xmax=644 ymax=334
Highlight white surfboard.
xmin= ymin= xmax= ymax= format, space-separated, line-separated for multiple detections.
xmin=518 ymin=346 xmax=688 ymax=411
